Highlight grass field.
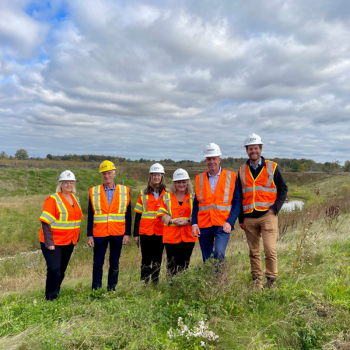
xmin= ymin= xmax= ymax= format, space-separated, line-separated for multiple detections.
xmin=1 ymin=167 xmax=350 ymax=349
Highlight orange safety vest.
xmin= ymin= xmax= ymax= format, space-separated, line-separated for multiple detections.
xmin=240 ymin=160 xmax=277 ymax=214
xmin=195 ymin=169 xmax=236 ymax=228
xmin=134 ymin=189 xmax=166 ymax=236
xmin=39 ymin=193 xmax=83 ymax=245
xmin=89 ymin=184 xmax=130 ymax=237
xmin=157 ymin=193 xmax=198 ymax=244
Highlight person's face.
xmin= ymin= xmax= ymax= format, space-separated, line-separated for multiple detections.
xmin=61 ymin=181 xmax=75 ymax=193
xmin=151 ymin=173 xmax=162 ymax=186
xmin=101 ymin=170 xmax=116 ymax=185
xmin=205 ymin=156 xmax=221 ymax=173
xmin=246 ymin=145 xmax=262 ymax=161
xmin=175 ymin=180 xmax=187 ymax=192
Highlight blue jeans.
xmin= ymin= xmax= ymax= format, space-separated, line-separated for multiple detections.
xmin=198 ymin=226 xmax=230 ymax=262
xmin=92 ymin=236 xmax=123 ymax=290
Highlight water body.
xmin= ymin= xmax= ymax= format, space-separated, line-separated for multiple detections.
xmin=282 ymin=200 xmax=304 ymax=212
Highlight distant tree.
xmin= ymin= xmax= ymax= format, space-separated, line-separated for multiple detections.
xmin=290 ymin=160 xmax=300 ymax=172
xmin=46 ymin=153 xmax=52 ymax=160
xmin=323 ymin=161 xmax=340 ymax=173
xmin=0 ymin=151 xmax=8 ymax=159
xmin=15 ymin=149 xmax=28 ymax=159
xmin=344 ymin=160 xmax=350 ymax=172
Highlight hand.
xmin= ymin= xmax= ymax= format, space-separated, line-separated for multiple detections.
xmin=240 ymin=218 xmax=247 ymax=231
xmin=192 ymin=225 xmax=201 ymax=237
xmin=46 ymin=245 xmax=55 ymax=250
xmin=268 ymin=208 xmax=276 ymax=215
xmin=87 ymin=238 xmax=94 ymax=247
xmin=123 ymin=236 xmax=130 ymax=245
xmin=173 ymin=218 xmax=187 ymax=226
xmin=134 ymin=236 xmax=139 ymax=245
xmin=222 ymin=222 xmax=232 ymax=233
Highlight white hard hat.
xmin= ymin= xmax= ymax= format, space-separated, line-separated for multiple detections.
xmin=203 ymin=143 xmax=222 ymax=158
xmin=244 ymin=133 xmax=263 ymax=147
xmin=149 ymin=163 xmax=165 ymax=174
xmin=59 ymin=170 xmax=76 ymax=182
xmin=172 ymin=168 xmax=190 ymax=181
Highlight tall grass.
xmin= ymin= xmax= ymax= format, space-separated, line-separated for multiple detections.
xmin=1 ymin=170 xmax=350 ymax=349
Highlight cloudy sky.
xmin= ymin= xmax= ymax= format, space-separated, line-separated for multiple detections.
xmin=1 ymin=0 xmax=350 ymax=162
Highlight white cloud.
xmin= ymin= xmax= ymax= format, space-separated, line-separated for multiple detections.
xmin=0 ymin=0 xmax=350 ymax=162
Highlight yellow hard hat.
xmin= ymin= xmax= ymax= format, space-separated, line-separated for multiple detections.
xmin=99 ymin=160 xmax=116 ymax=173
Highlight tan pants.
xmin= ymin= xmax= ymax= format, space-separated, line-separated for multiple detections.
xmin=245 ymin=211 xmax=278 ymax=279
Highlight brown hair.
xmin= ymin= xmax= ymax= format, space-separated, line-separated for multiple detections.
xmin=144 ymin=175 xmax=167 ymax=195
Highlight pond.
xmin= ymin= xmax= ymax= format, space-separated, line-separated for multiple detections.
xmin=281 ymin=200 xmax=304 ymax=212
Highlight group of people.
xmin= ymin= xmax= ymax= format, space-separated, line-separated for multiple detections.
xmin=39 ymin=133 xmax=287 ymax=300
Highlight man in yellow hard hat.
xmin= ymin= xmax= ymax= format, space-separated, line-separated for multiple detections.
xmin=87 ymin=160 xmax=133 ymax=291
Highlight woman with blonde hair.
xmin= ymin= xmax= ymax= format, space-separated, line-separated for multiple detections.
xmin=157 ymin=168 xmax=197 ymax=277
xmin=134 ymin=163 xmax=167 ymax=285
xmin=39 ymin=170 xmax=83 ymax=300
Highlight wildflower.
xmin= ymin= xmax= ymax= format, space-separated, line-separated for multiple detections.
xmin=47 ymin=340 xmax=50 ymax=342
xmin=66 ymin=332 xmax=72 ymax=336
xmin=309 ymin=263 xmax=312 ymax=265
xmin=201 ymin=341 xmax=206 ymax=347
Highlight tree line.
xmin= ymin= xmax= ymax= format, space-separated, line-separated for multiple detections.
xmin=0 ymin=149 xmax=348 ymax=173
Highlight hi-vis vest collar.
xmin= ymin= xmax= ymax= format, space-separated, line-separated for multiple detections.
xmin=240 ymin=160 xmax=277 ymax=212
xmin=197 ymin=170 xmax=233 ymax=212
xmin=40 ymin=193 xmax=82 ymax=229
xmin=159 ymin=193 xmax=194 ymax=227
xmin=91 ymin=184 xmax=127 ymax=223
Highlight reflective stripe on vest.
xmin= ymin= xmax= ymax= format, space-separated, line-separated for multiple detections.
xmin=199 ymin=173 xmax=205 ymax=204
xmin=118 ymin=185 xmax=127 ymax=213
xmin=198 ymin=204 xmax=233 ymax=212
xmin=142 ymin=189 xmax=148 ymax=212
xmin=51 ymin=193 xmax=68 ymax=221
xmin=91 ymin=186 xmax=102 ymax=215
xmin=243 ymin=202 xmax=273 ymax=211
xmin=40 ymin=211 xmax=56 ymax=224
xmin=51 ymin=220 xmax=82 ymax=229
xmin=223 ymin=171 xmax=232 ymax=203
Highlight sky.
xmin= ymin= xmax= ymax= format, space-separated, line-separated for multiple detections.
xmin=1 ymin=0 xmax=350 ymax=162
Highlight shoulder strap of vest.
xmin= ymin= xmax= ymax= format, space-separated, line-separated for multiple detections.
xmin=141 ymin=188 xmax=148 ymax=212
xmin=197 ymin=171 xmax=207 ymax=204
xmin=163 ymin=193 xmax=172 ymax=216
xmin=71 ymin=194 xmax=81 ymax=209
xmin=240 ymin=164 xmax=248 ymax=190
xmin=50 ymin=193 xmax=68 ymax=222
xmin=91 ymin=185 xmax=102 ymax=215
xmin=265 ymin=161 xmax=277 ymax=187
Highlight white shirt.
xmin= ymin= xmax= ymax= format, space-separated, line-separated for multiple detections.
xmin=208 ymin=167 xmax=222 ymax=194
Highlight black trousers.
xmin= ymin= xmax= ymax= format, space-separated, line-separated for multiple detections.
xmin=92 ymin=236 xmax=123 ymax=291
xmin=165 ymin=241 xmax=195 ymax=277
xmin=40 ymin=242 xmax=74 ymax=301
xmin=140 ymin=234 xmax=164 ymax=284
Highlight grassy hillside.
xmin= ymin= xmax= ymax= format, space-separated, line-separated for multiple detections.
xmin=0 ymin=168 xmax=350 ymax=349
